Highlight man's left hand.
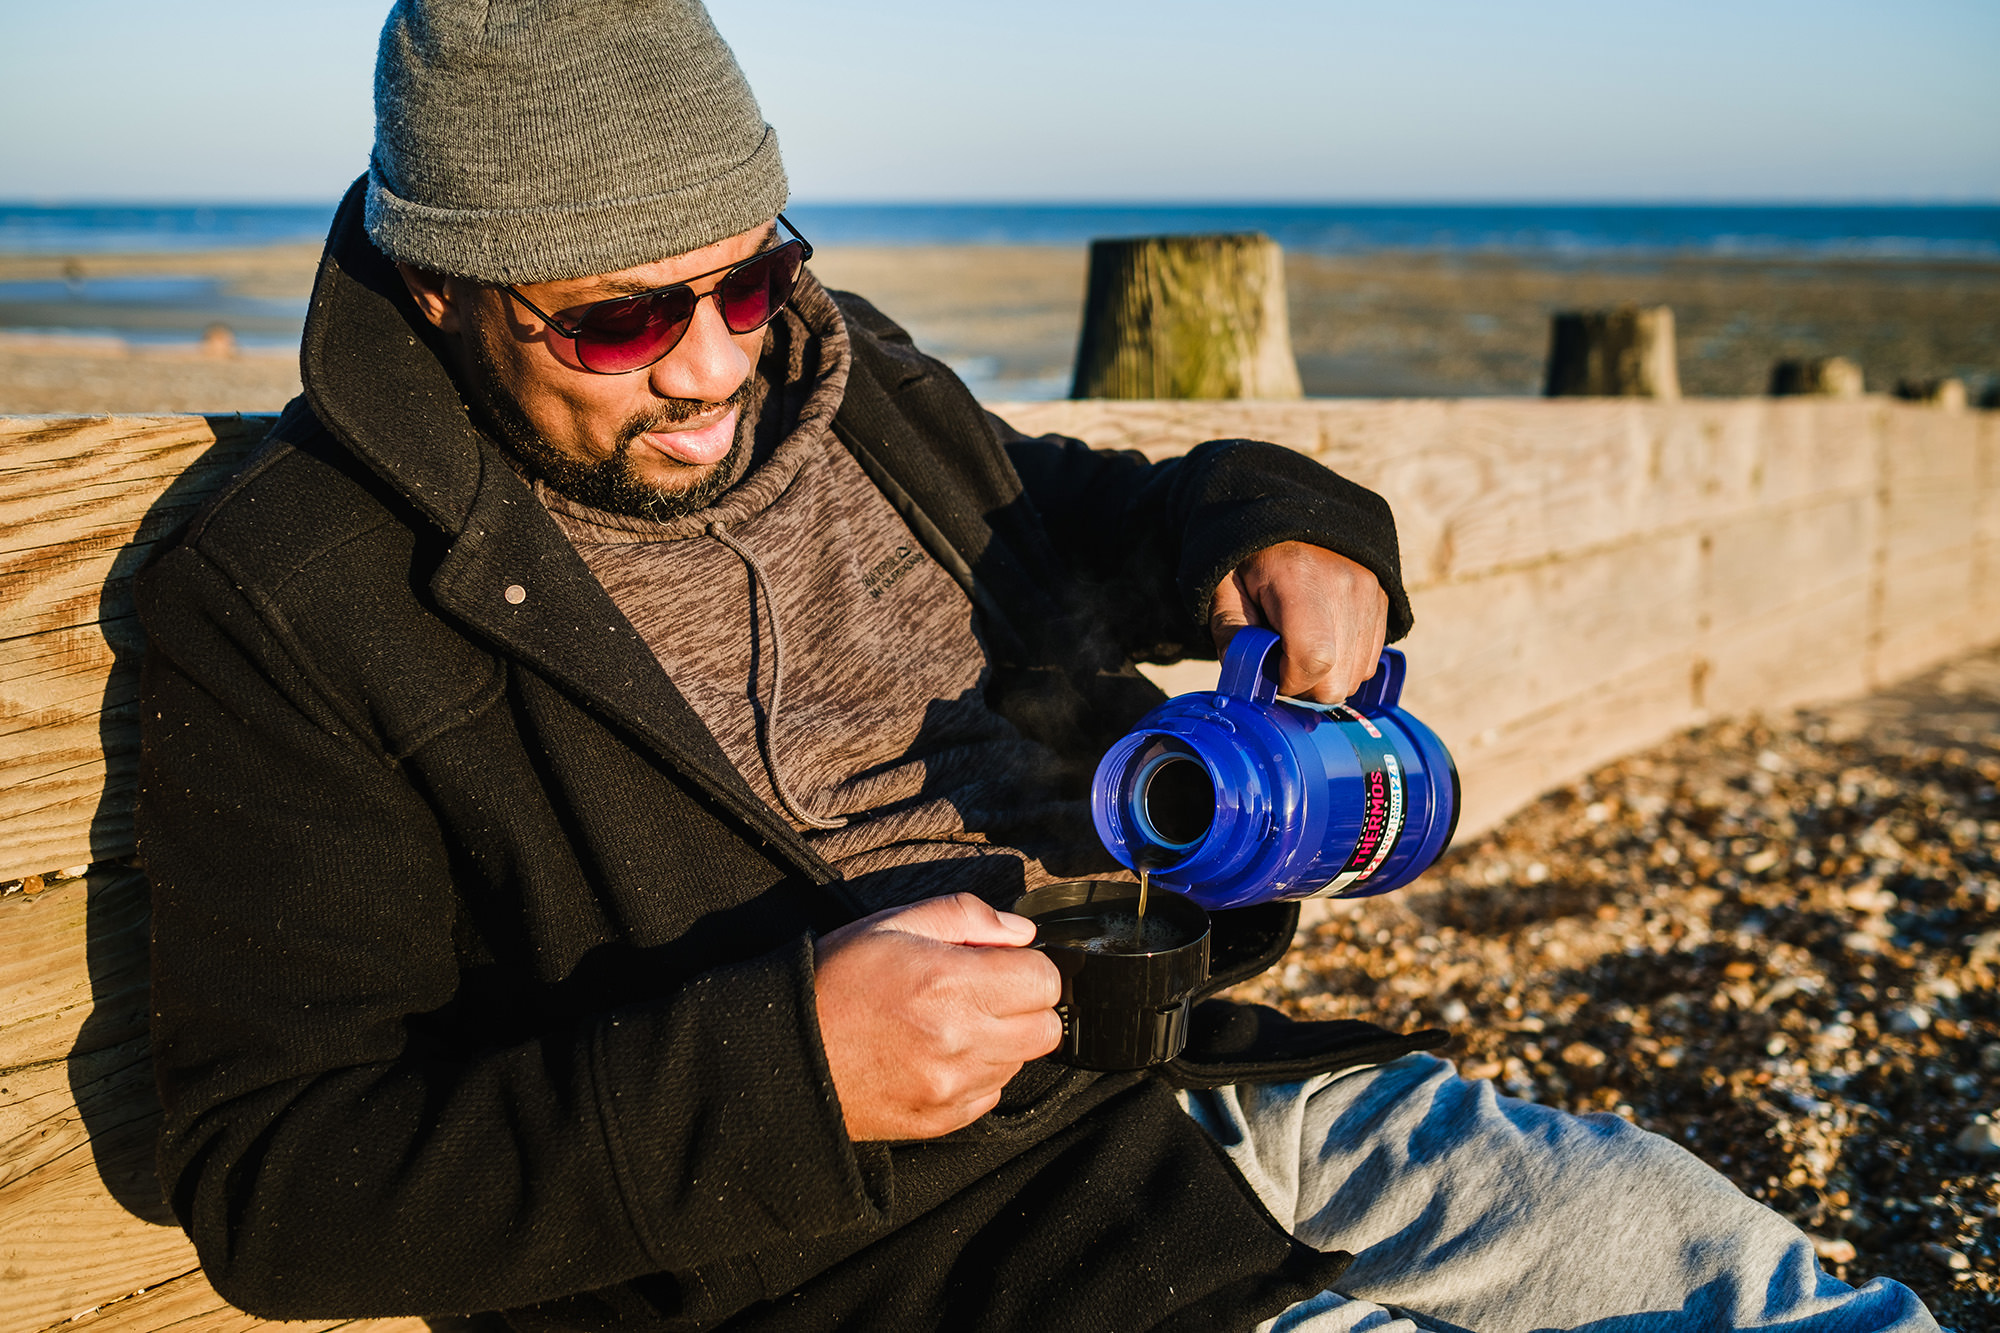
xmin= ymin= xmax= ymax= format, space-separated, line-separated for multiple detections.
xmin=1209 ymin=542 xmax=1388 ymax=703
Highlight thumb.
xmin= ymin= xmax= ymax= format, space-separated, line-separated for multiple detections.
xmin=1208 ymin=568 xmax=1266 ymax=657
xmin=881 ymin=893 xmax=1037 ymax=948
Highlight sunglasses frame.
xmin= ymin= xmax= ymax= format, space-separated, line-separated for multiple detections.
xmin=502 ymin=213 xmax=813 ymax=374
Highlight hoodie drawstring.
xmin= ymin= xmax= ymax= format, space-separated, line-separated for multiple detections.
xmin=707 ymin=519 xmax=849 ymax=831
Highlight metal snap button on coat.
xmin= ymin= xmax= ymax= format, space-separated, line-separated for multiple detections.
xmin=504 ymin=584 xmax=527 ymax=605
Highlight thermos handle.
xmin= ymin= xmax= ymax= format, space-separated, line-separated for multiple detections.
xmin=1348 ymin=648 xmax=1406 ymax=712
xmin=1217 ymin=625 xmax=1282 ymax=704
xmin=1218 ymin=626 xmax=1407 ymax=713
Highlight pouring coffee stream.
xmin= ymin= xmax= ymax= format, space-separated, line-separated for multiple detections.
xmin=1132 ymin=844 xmax=1174 ymax=946
xmin=1014 ymin=631 xmax=1459 ymax=1071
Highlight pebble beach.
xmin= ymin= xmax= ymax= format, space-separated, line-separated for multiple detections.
xmin=1229 ymin=645 xmax=2000 ymax=1326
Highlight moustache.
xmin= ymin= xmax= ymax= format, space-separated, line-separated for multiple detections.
xmin=617 ymin=378 xmax=758 ymax=452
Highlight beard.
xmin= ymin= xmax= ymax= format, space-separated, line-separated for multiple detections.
xmin=460 ymin=317 xmax=756 ymax=524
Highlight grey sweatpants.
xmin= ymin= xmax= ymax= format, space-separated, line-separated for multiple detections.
xmin=1181 ymin=1055 xmax=1942 ymax=1333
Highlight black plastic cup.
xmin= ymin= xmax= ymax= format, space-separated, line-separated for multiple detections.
xmin=1013 ymin=880 xmax=1210 ymax=1071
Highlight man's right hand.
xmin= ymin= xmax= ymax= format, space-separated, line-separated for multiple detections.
xmin=813 ymin=894 xmax=1063 ymax=1142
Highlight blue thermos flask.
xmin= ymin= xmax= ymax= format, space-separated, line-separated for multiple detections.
xmin=1090 ymin=626 xmax=1459 ymax=910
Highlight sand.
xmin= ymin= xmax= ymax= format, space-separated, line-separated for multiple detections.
xmin=5 ymin=240 xmax=1995 ymax=413
xmin=821 ymin=245 xmax=2000 ymax=402
xmin=0 ymin=334 xmax=304 ymax=415
xmin=0 ymin=243 xmax=320 ymax=414
xmin=1284 ymin=250 xmax=2000 ymax=399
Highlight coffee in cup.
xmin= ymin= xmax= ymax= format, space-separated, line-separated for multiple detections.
xmin=1013 ymin=880 xmax=1210 ymax=1070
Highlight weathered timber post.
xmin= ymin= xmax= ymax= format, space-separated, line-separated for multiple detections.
xmin=1070 ymin=233 xmax=1303 ymax=400
xmin=1895 ymin=376 xmax=1968 ymax=411
xmin=1769 ymin=356 xmax=1864 ymax=398
xmin=1542 ymin=305 xmax=1680 ymax=399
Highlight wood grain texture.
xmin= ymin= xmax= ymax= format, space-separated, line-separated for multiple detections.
xmin=1543 ymin=306 xmax=1680 ymax=399
xmin=0 ymin=865 xmax=427 ymax=1333
xmin=1069 ymin=234 xmax=1302 ymax=400
xmin=0 ymin=414 xmax=271 ymax=882
xmin=1 ymin=1115 xmax=203 ymax=1332
xmin=1000 ymin=396 xmax=2000 ymax=837
xmin=3 ymin=404 xmax=1966 ymax=866
xmin=47 ymin=1267 xmax=428 ymax=1333
xmin=0 ymin=870 xmax=150 ymax=1072
xmin=0 ymin=865 xmax=182 ymax=1333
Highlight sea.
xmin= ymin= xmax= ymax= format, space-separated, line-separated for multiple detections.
xmin=2 ymin=201 xmax=1995 ymax=350
xmin=5 ymin=201 xmax=1998 ymax=258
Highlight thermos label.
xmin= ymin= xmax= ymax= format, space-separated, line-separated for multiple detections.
xmin=1317 ymin=706 xmax=1408 ymax=895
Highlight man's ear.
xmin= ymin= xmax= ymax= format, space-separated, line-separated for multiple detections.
xmin=396 ymin=262 xmax=464 ymax=334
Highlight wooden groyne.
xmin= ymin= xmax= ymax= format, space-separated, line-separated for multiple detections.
xmin=997 ymin=395 xmax=2000 ymax=840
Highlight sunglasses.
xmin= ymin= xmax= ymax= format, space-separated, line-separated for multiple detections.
xmin=502 ymin=214 xmax=813 ymax=374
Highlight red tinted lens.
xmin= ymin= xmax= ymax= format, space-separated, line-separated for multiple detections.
xmin=573 ymin=287 xmax=696 ymax=373
xmin=715 ymin=241 xmax=805 ymax=334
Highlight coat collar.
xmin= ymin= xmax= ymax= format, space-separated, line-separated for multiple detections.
xmin=302 ymin=179 xmax=487 ymax=535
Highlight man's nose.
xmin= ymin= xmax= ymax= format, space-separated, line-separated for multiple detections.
xmin=648 ymin=295 xmax=751 ymax=403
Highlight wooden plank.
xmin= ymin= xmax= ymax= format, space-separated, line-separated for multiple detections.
xmin=1875 ymin=543 xmax=1990 ymax=686
xmin=1750 ymin=398 xmax=1882 ymax=508
xmin=1701 ymin=578 xmax=1875 ymax=720
xmin=0 ymin=415 xmax=269 ymax=882
xmin=1975 ymin=414 xmax=2000 ymax=651
xmin=1398 ymin=529 xmax=1706 ymax=737
xmin=0 ymin=1107 xmax=206 ymax=1333
xmin=990 ymin=398 xmax=1327 ymax=460
xmin=0 ymin=723 xmax=139 ymax=886
xmin=0 ymin=869 xmax=150 ymax=1072
xmin=0 ymin=1020 xmax=322 ymax=1332
xmin=1703 ymin=493 xmax=1876 ymax=632
xmin=1881 ymin=408 xmax=1979 ymax=567
xmin=995 ymin=397 xmax=1886 ymax=593
xmin=0 ymin=399 xmax=1943 ymax=882
xmin=0 ymin=398 xmax=1992 ymax=1333
xmin=55 ymin=1271 xmax=307 ymax=1333
xmin=53 ymin=1270 xmax=272 ymax=1333
xmin=1 ymin=1035 xmax=157 ymax=1201
xmin=1449 ymin=650 xmax=1704 ymax=839
xmin=0 ymin=886 xmax=164 ymax=1331
xmin=0 ymin=932 xmax=430 ymax=1328
xmin=0 ymin=622 xmax=134 ymax=731
xmin=1873 ymin=403 xmax=1984 ymax=688
xmin=1135 ymin=658 xmax=1219 ymax=700
xmin=56 ymin=1268 xmax=431 ymax=1333
xmin=3 ymin=1074 xmax=430 ymax=1333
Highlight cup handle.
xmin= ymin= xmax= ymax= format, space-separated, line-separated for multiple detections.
xmin=1217 ymin=625 xmax=1281 ymax=705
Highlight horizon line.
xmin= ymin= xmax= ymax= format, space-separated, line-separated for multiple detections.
xmin=5 ymin=196 xmax=2000 ymax=211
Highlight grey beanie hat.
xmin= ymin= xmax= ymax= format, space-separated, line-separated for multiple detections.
xmin=365 ymin=0 xmax=787 ymax=284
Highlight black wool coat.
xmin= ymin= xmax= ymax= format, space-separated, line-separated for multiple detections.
xmin=137 ymin=181 xmax=1442 ymax=1332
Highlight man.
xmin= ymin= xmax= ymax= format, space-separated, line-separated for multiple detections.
xmin=137 ymin=3 xmax=1940 ymax=1330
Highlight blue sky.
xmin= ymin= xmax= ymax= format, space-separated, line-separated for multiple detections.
xmin=2 ymin=0 xmax=1994 ymax=203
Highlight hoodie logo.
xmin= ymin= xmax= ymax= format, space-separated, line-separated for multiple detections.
xmin=862 ymin=543 xmax=926 ymax=600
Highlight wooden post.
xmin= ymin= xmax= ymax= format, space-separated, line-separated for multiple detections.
xmin=1542 ymin=305 xmax=1680 ymax=399
xmin=1895 ymin=376 xmax=1967 ymax=411
xmin=1070 ymin=233 xmax=1303 ymax=400
xmin=1769 ymin=356 xmax=1864 ymax=398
